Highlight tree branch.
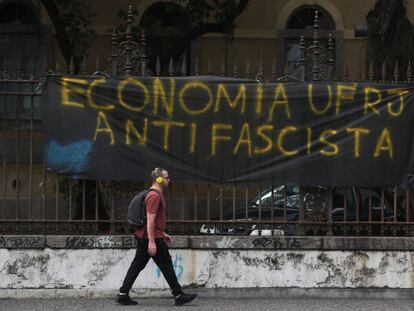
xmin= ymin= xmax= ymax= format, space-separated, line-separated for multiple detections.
xmin=186 ymin=0 xmax=249 ymax=42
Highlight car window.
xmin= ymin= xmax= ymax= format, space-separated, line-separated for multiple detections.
xmin=251 ymin=185 xmax=299 ymax=209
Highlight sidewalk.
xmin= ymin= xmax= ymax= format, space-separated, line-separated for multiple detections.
xmin=1 ymin=297 xmax=413 ymax=311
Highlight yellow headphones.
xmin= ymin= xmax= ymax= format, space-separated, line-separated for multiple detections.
xmin=156 ymin=176 xmax=163 ymax=184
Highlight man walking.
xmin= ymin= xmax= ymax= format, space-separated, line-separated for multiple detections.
xmin=116 ymin=167 xmax=197 ymax=306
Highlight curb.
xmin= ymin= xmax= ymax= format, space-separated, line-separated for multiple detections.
xmin=1 ymin=288 xmax=414 ymax=299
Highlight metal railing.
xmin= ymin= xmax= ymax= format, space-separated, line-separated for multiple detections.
xmin=0 ymin=7 xmax=413 ymax=236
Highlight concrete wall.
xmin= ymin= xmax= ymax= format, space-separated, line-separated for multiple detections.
xmin=1 ymin=235 xmax=414 ymax=297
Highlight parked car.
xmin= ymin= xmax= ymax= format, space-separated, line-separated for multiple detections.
xmin=200 ymin=185 xmax=406 ymax=236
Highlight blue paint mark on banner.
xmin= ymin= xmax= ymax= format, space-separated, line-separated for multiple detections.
xmin=46 ymin=140 xmax=93 ymax=173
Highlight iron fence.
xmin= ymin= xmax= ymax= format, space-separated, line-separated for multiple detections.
xmin=0 ymin=7 xmax=413 ymax=236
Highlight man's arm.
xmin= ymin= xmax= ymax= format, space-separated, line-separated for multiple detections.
xmin=147 ymin=213 xmax=157 ymax=256
xmin=145 ymin=192 xmax=161 ymax=256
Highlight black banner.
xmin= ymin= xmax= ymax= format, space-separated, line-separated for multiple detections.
xmin=41 ymin=76 xmax=414 ymax=186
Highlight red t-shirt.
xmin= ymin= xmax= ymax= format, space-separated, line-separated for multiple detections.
xmin=135 ymin=190 xmax=166 ymax=239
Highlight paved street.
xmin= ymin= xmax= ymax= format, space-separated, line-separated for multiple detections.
xmin=1 ymin=298 xmax=413 ymax=311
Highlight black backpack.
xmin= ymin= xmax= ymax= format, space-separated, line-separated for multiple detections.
xmin=127 ymin=189 xmax=154 ymax=231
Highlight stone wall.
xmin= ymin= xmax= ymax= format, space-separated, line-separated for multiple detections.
xmin=1 ymin=235 xmax=414 ymax=297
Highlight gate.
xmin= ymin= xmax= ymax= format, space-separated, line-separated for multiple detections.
xmin=0 ymin=8 xmax=412 ymax=236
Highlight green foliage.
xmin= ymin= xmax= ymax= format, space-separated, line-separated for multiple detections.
xmin=177 ymin=0 xmax=239 ymax=27
xmin=116 ymin=0 xmax=242 ymax=41
xmin=366 ymin=0 xmax=414 ymax=80
xmin=57 ymin=0 xmax=96 ymax=60
xmin=114 ymin=1 xmax=246 ymax=74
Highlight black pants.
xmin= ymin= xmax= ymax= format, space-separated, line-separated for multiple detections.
xmin=119 ymin=237 xmax=182 ymax=296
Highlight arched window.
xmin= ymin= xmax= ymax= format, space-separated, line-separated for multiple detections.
xmin=140 ymin=2 xmax=190 ymax=31
xmin=287 ymin=6 xmax=335 ymax=30
xmin=0 ymin=1 xmax=42 ymax=74
xmin=140 ymin=2 xmax=191 ymax=75
xmin=0 ymin=2 xmax=39 ymax=24
xmin=0 ymin=1 xmax=52 ymax=119
xmin=276 ymin=5 xmax=341 ymax=81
